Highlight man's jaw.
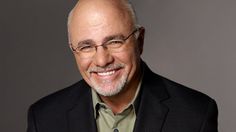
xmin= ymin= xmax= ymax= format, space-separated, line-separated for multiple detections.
xmin=89 ymin=68 xmax=128 ymax=97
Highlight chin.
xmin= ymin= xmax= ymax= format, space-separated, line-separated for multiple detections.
xmin=91 ymin=74 xmax=128 ymax=97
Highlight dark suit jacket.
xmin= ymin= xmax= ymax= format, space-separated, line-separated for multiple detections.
xmin=27 ymin=63 xmax=218 ymax=132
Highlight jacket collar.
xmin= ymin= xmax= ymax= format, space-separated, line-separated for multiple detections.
xmin=67 ymin=81 xmax=97 ymax=132
xmin=133 ymin=62 xmax=170 ymax=132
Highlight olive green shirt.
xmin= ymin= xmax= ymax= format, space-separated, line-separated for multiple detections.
xmin=92 ymin=80 xmax=142 ymax=132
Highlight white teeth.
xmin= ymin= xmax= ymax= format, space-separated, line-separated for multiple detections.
xmin=97 ymin=70 xmax=115 ymax=76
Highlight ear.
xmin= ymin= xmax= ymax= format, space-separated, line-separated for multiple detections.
xmin=137 ymin=27 xmax=145 ymax=55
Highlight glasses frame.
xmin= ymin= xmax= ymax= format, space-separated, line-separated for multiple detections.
xmin=70 ymin=27 xmax=141 ymax=58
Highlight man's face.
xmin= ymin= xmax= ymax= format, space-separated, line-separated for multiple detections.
xmin=68 ymin=1 xmax=144 ymax=96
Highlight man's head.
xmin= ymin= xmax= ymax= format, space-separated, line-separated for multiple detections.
xmin=68 ymin=0 xmax=145 ymax=97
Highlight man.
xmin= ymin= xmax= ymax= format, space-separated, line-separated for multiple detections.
xmin=27 ymin=0 xmax=218 ymax=132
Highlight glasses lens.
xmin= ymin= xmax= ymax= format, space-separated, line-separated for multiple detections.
xmin=78 ymin=50 xmax=95 ymax=59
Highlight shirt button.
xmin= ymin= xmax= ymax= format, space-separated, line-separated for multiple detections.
xmin=113 ymin=128 xmax=119 ymax=132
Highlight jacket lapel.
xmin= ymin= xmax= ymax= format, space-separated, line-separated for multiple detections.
xmin=67 ymin=82 xmax=97 ymax=132
xmin=134 ymin=63 xmax=170 ymax=132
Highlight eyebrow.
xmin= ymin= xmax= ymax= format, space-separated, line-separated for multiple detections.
xmin=77 ymin=39 xmax=94 ymax=47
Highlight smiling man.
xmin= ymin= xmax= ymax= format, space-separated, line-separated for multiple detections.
xmin=27 ymin=0 xmax=218 ymax=132
xmin=68 ymin=0 xmax=144 ymax=115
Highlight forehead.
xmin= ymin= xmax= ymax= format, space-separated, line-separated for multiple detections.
xmin=68 ymin=0 xmax=133 ymax=42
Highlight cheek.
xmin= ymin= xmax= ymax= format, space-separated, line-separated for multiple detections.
xmin=114 ymin=50 xmax=135 ymax=64
xmin=114 ymin=48 xmax=140 ymax=73
xmin=74 ymin=56 xmax=91 ymax=77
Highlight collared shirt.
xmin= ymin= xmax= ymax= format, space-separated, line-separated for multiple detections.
xmin=91 ymin=79 xmax=142 ymax=132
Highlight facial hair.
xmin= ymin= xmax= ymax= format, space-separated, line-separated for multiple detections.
xmin=88 ymin=63 xmax=127 ymax=96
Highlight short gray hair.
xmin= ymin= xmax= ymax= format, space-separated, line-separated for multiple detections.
xmin=122 ymin=0 xmax=138 ymax=27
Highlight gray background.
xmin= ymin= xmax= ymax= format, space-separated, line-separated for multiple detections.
xmin=1 ymin=0 xmax=235 ymax=131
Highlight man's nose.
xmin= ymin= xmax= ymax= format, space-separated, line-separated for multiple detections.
xmin=93 ymin=46 xmax=114 ymax=67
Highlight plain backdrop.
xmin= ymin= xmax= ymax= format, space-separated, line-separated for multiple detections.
xmin=1 ymin=0 xmax=236 ymax=131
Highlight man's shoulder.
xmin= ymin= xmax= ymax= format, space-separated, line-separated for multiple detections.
xmin=161 ymin=75 xmax=214 ymax=102
xmin=153 ymin=73 xmax=217 ymax=111
xmin=29 ymin=80 xmax=90 ymax=112
xmin=141 ymin=63 xmax=218 ymax=131
xmin=142 ymin=62 xmax=216 ymax=109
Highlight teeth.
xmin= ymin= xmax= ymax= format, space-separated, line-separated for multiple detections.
xmin=97 ymin=70 xmax=115 ymax=76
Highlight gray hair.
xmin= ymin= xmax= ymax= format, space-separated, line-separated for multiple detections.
xmin=122 ymin=0 xmax=138 ymax=27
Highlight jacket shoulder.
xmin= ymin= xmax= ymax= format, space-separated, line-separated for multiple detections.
xmin=142 ymin=62 xmax=215 ymax=104
xmin=161 ymin=76 xmax=215 ymax=104
xmin=29 ymin=80 xmax=90 ymax=112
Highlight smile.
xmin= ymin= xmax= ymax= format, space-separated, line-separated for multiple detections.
xmin=97 ymin=70 xmax=116 ymax=76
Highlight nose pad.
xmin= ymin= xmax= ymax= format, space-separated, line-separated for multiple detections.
xmin=93 ymin=46 xmax=114 ymax=67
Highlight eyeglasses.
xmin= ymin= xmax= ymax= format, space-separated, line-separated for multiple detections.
xmin=70 ymin=27 xmax=141 ymax=59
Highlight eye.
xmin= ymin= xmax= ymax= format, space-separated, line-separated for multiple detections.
xmin=78 ymin=45 xmax=94 ymax=52
xmin=106 ymin=40 xmax=124 ymax=48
